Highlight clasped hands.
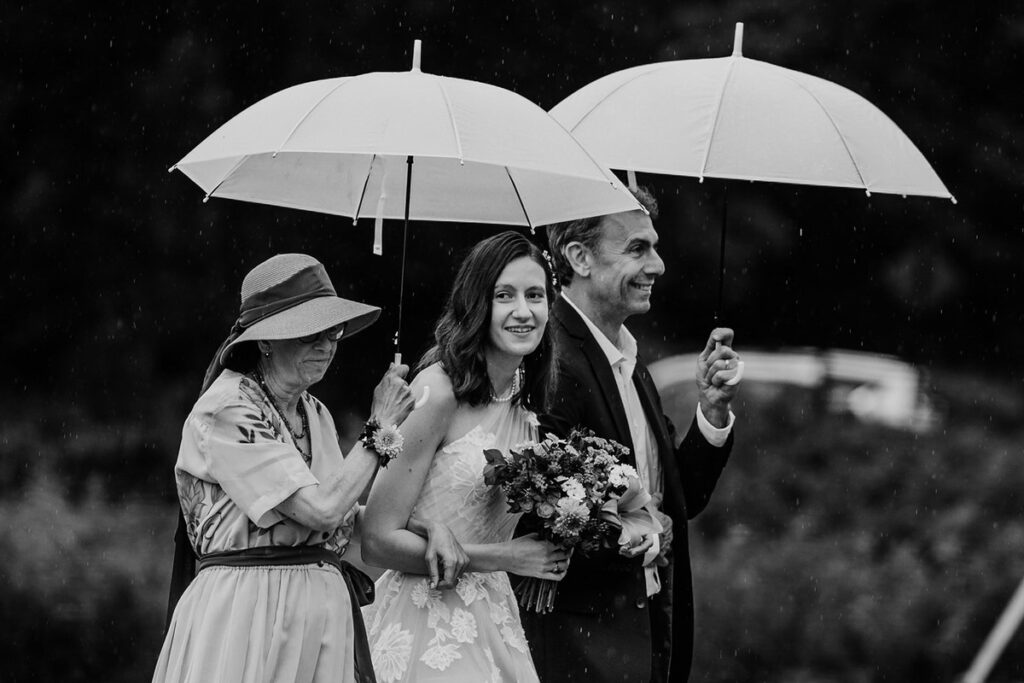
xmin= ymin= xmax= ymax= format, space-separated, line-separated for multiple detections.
xmin=418 ymin=519 xmax=470 ymax=590
xmin=417 ymin=522 xmax=570 ymax=589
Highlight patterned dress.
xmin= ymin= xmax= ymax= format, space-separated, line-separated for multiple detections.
xmin=363 ymin=396 xmax=540 ymax=683
xmin=153 ymin=369 xmax=362 ymax=683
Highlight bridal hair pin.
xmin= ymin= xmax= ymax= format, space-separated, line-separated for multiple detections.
xmin=541 ymin=249 xmax=558 ymax=289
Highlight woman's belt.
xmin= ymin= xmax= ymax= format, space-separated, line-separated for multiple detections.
xmin=198 ymin=545 xmax=376 ymax=683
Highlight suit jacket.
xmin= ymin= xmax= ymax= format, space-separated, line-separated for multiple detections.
xmin=521 ymin=295 xmax=733 ymax=683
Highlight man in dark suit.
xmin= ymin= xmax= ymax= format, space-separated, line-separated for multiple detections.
xmin=522 ymin=187 xmax=741 ymax=682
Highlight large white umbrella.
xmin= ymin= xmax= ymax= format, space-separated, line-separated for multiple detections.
xmin=173 ymin=41 xmax=639 ymax=243
xmin=551 ymin=23 xmax=955 ymax=323
xmin=551 ymin=23 xmax=954 ymax=199
xmin=173 ymin=41 xmax=640 ymax=355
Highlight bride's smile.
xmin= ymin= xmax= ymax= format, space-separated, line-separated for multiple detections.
xmin=488 ymin=256 xmax=549 ymax=361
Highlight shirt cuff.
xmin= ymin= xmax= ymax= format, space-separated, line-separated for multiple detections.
xmin=696 ymin=404 xmax=734 ymax=447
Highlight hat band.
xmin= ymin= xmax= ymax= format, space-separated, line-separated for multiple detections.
xmin=237 ymin=263 xmax=336 ymax=329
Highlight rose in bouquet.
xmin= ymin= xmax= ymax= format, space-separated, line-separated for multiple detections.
xmin=483 ymin=427 xmax=663 ymax=613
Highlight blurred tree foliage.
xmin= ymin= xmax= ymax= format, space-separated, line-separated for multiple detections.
xmin=3 ymin=0 xmax=1023 ymax=680
xmin=670 ymin=370 xmax=1024 ymax=682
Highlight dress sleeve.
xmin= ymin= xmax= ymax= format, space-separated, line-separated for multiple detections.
xmin=196 ymin=399 xmax=320 ymax=528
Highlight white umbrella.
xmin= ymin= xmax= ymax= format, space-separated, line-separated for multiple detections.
xmin=551 ymin=23 xmax=955 ymax=328
xmin=173 ymin=41 xmax=639 ymax=242
xmin=173 ymin=41 xmax=641 ymax=355
xmin=551 ymin=23 xmax=954 ymax=200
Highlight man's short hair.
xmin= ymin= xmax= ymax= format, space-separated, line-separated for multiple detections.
xmin=545 ymin=186 xmax=659 ymax=288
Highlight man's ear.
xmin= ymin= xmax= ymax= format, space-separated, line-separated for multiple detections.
xmin=563 ymin=241 xmax=591 ymax=278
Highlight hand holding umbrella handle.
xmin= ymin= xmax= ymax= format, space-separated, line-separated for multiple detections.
xmin=713 ymin=341 xmax=744 ymax=386
xmin=725 ymin=361 xmax=744 ymax=386
xmin=393 ymin=353 xmax=431 ymax=408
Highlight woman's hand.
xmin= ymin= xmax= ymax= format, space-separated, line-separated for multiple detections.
xmin=370 ymin=363 xmax=416 ymax=427
xmin=422 ymin=521 xmax=469 ymax=590
xmin=505 ymin=533 xmax=571 ymax=581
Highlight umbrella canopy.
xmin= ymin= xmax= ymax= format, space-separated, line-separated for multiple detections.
xmin=173 ymin=41 xmax=642 ymax=358
xmin=173 ymin=42 xmax=641 ymax=236
xmin=550 ymin=24 xmax=954 ymax=200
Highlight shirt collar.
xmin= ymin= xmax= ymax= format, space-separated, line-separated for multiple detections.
xmin=560 ymin=292 xmax=637 ymax=367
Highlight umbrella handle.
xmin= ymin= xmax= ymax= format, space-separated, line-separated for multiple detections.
xmin=725 ymin=362 xmax=744 ymax=386
xmin=394 ymin=352 xmax=431 ymax=408
xmin=714 ymin=341 xmax=744 ymax=386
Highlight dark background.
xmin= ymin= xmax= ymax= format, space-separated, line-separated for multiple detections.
xmin=4 ymin=1 xmax=1023 ymax=681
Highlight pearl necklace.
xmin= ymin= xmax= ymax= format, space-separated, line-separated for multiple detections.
xmin=491 ymin=367 xmax=521 ymax=403
xmin=252 ymin=370 xmax=309 ymax=446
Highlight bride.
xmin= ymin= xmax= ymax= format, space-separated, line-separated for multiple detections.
xmin=361 ymin=231 xmax=569 ymax=682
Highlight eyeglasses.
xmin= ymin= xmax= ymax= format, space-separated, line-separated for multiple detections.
xmin=296 ymin=323 xmax=346 ymax=344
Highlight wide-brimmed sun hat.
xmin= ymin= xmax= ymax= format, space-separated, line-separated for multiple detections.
xmin=201 ymin=253 xmax=381 ymax=391
xmin=227 ymin=253 xmax=379 ymax=350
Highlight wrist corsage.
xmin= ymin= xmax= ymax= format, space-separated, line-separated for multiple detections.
xmin=359 ymin=419 xmax=403 ymax=467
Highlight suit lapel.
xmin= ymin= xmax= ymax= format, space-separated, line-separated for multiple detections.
xmin=633 ymin=364 xmax=672 ymax=457
xmin=552 ymin=297 xmax=636 ymax=459
xmin=633 ymin=362 xmax=688 ymax=515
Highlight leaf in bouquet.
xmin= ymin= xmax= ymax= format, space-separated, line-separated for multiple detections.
xmin=482 ymin=448 xmax=509 ymax=485
xmin=483 ymin=448 xmax=508 ymax=467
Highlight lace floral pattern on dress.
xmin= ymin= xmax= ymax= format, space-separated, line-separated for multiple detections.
xmin=368 ymin=572 xmax=529 ymax=682
xmin=364 ymin=399 xmax=539 ymax=682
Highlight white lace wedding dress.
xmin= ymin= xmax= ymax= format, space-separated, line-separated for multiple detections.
xmin=363 ymin=399 xmax=540 ymax=683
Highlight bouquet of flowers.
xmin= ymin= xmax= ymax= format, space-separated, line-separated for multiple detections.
xmin=483 ymin=427 xmax=663 ymax=613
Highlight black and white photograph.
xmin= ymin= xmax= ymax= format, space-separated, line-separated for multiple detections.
xmin=5 ymin=2 xmax=1022 ymax=681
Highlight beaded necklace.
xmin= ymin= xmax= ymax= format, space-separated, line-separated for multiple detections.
xmin=490 ymin=366 xmax=521 ymax=403
xmin=252 ymin=370 xmax=310 ymax=451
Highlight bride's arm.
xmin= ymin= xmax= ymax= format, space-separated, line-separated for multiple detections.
xmin=361 ymin=367 xmax=570 ymax=585
xmin=361 ymin=368 xmax=464 ymax=584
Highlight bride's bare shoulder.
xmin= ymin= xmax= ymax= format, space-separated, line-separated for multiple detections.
xmin=413 ymin=363 xmax=489 ymax=445
xmin=410 ymin=363 xmax=457 ymax=416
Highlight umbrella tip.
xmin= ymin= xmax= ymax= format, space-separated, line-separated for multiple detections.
xmin=412 ymin=39 xmax=422 ymax=71
xmin=167 ymin=164 xmax=177 ymax=173
xmin=733 ymin=22 xmax=744 ymax=57
xmin=950 ymin=195 xmax=958 ymax=205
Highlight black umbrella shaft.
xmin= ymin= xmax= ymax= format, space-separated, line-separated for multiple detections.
xmin=715 ymin=184 xmax=728 ymax=324
xmin=396 ymin=155 xmax=414 ymax=356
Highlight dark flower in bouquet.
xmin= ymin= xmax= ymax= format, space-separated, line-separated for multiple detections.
xmin=484 ymin=427 xmax=662 ymax=613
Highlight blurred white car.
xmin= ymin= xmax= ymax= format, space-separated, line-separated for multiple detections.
xmin=648 ymin=348 xmax=938 ymax=432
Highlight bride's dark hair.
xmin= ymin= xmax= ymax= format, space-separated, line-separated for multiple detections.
xmin=418 ymin=231 xmax=554 ymax=410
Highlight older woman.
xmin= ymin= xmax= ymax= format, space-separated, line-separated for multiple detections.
xmin=154 ymin=253 xmax=448 ymax=683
